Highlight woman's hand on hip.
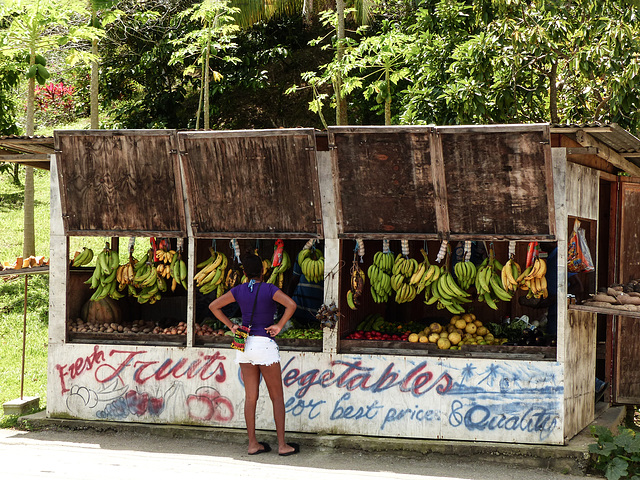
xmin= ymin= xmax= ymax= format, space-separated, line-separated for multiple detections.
xmin=265 ymin=324 xmax=281 ymax=337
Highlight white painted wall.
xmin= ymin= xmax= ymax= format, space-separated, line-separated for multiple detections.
xmin=47 ymin=343 xmax=564 ymax=445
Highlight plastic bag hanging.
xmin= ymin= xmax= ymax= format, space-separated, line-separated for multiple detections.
xmin=568 ymin=220 xmax=595 ymax=272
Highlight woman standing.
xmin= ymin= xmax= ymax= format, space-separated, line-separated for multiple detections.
xmin=209 ymin=252 xmax=300 ymax=456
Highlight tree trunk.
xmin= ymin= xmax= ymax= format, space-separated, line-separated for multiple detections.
xmin=303 ymin=0 xmax=313 ymax=26
xmin=385 ymin=66 xmax=391 ymax=125
xmin=335 ymin=0 xmax=348 ymax=125
xmin=90 ymin=42 xmax=99 ymax=128
xmin=203 ymin=21 xmax=212 ymax=130
xmin=23 ymin=55 xmax=36 ymax=258
xmin=549 ymin=60 xmax=558 ymax=124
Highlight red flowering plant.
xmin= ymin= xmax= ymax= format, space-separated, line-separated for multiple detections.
xmin=34 ymin=81 xmax=77 ymax=126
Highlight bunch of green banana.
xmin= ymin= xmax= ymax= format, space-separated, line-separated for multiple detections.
xmin=170 ymin=252 xmax=187 ymax=292
xmin=72 ymin=247 xmax=94 ymax=267
xmin=425 ymin=268 xmax=471 ymax=314
xmin=475 ymin=257 xmax=512 ymax=309
xmin=417 ymin=263 xmax=441 ymax=295
xmin=453 ymin=260 xmax=477 ymax=290
xmin=130 ymin=250 xmax=163 ymax=304
xmin=195 ymin=249 xmax=227 ymax=296
xmin=346 ymin=260 xmax=366 ymax=310
xmin=85 ymin=247 xmax=124 ymax=301
xmin=298 ymin=248 xmax=324 ymax=283
xmin=368 ymin=251 xmax=394 ymax=303
xmin=500 ymin=257 xmax=522 ymax=294
xmin=267 ymin=250 xmax=290 ymax=288
xmin=390 ymin=254 xmax=420 ymax=304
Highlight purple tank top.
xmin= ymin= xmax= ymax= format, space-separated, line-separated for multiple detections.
xmin=231 ymin=282 xmax=280 ymax=337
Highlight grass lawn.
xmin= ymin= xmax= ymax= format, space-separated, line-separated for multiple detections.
xmin=0 ymin=168 xmax=51 ymax=426
xmin=0 ymin=162 xmax=159 ymax=427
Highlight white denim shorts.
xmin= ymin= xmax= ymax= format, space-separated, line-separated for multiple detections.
xmin=235 ymin=335 xmax=281 ymax=366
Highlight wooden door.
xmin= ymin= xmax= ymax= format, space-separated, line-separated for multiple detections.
xmin=612 ymin=181 xmax=640 ymax=403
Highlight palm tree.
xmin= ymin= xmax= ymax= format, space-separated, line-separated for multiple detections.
xmin=0 ymin=0 xmax=87 ymax=257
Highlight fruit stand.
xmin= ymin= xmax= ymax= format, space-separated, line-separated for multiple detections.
xmin=46 ymin=123 xmax=625 ymax=445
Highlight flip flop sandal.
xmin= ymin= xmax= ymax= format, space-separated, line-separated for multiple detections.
xmin=248 ymin=442 xmax=272 ymax=455
xmin=279 ymin=442 xmax=300 ymax=456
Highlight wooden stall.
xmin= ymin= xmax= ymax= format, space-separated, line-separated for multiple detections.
xmin=45 ymin=123 xmax=640 ymax=445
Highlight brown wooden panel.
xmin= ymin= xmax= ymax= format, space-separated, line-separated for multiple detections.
xmin=54 ymin=130 xmax=186 ymax=236
xmin=563 ymin=309 xmax=596 ymax=441
xmin=619 ymin=183 xmax=640 ymax=283
xmin=179 ymin=129 xmax=322 ymax=238
xmin=330 ymin=127 xmax=437 ymax=236
xmin=614 ymin=316 xmax=640 ymax=403
xmin=440 ymin=128 xmax=555 ymax=237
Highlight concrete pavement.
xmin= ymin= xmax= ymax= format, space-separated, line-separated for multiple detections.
xmin=3 ymin=405 xmax=622 ymax=479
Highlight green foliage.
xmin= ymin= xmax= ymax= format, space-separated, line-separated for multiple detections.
xmin=590 ymin=424 xmax=640 ymax=480
xmin=399 ymin=0 xmax=640 ymax=132
xmin=0 ymin=59 xmax=20 ymax=135
xmin=98 ymin=0 xmax=199 ymax=128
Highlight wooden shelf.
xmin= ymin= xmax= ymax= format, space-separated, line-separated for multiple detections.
xmin=340 ymin=339 xmax=556 ymax=360
xmin=0 ymin=266 xmax=49 ymax=277
xmin=570 ymin=303 xmax=640 ymax=319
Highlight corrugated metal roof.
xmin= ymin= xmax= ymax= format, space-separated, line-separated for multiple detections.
xmin=0 ymin=135 xmax=54 ymax=170
xmin=3 ymin=124 xmax=640 ymax=171
xmin=550 ymin=122 xmax=640 ymax=156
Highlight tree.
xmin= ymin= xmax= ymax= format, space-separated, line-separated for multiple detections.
xmin=336 ymin=20 xmax=412 ymax=124
xmin=0 ymin=0 xmax=89 ymax=257
xmin=170 ymin=0 xmax=239 ymax=130
xmin=88 ymin=0 xmax=119 ymax=129
xmin=399 ymin=0 xmax=640 ymax=132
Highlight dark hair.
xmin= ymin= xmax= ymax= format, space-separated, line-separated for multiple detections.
xmin=242 ymin=253 xmax=263 ymax=279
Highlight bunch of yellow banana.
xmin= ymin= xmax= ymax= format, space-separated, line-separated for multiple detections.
xmin=85 ymin=247 xmax=124 ymax=301
xmin=195 ymin=249 xmax=228 ymax=296
xmin=425 ymin=268 xmax=471 ymax=314
xmin=453 ymin=260 xmax=477 ymax=290
xmin=155 ymin=248 xmax=175 ymax=264
xmin=267 ymin=250 xmax=290 ymax=288
xmin=368 ymin=251 xmax=394 ymax=303
xmin=116 ymin=258 xmax=136 ymax=290
xmin=517 ymin=257 xmax=548 ymax=298
xmin=500 ymin=257 xmax=522 ymax=294
xmin=72 ymin=247 xmax=94 ymax=267
xmin=390 ymin=254 xmax=420 ymax=304
xmin=409 ymin=249 xmax=430 ymax=291
xmin=298 ymin=248 xmax=324 ymax=283
xmin=346 ymin=260 xmax=366 ymax=310
xmin=224 ymin=266 xmax=243 ymax=290
xmin=475 ymin=257 xmax=512 ymax=310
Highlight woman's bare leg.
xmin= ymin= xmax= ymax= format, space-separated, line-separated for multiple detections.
xmin=239 ymin=362 xmax=266 ymax=454
xmin=259 ymin=362 xmax=295 ymax=455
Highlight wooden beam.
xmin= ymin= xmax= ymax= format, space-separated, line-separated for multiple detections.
xmin=566 ymin=147 xmax=599 ymax=155
xmin=576 ymin=130 xmax=640 ymax=177
xmin=0 ymin=154 xmax=50 ymax=161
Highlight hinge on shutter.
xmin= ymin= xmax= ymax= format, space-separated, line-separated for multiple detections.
xmin=328 ymin=144 xmax=337 ymax=150
xmin=305 ymin=146 xmax=316 ymax=151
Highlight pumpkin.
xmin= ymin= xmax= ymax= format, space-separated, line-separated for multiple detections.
xmin=81 ymin=297 xmax=123 ymax=325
